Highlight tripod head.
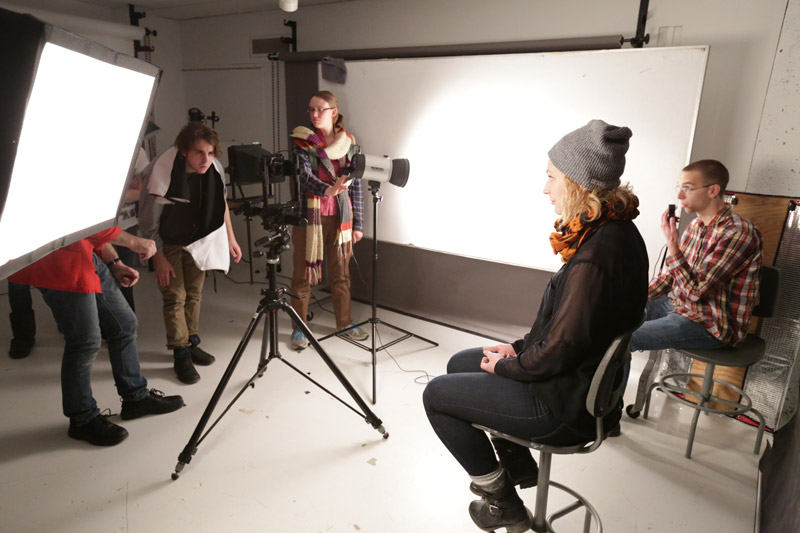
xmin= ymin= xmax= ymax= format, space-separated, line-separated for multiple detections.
xmin=254 ymin=223 xmax=293 ymax=263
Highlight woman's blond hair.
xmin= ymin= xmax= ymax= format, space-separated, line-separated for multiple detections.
xmin=558 ymin=177 xmax=638 ymax=226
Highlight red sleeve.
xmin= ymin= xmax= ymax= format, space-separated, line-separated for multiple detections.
xmin=87 ymin=226 xmax=122 ymax=252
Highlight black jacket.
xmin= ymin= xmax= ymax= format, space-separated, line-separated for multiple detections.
xmin=495 ymin=219 xmax=648 ymax=439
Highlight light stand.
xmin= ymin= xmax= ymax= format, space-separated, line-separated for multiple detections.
xmin=319 ymin=181 xmax=438 ymax=405
xmin=171 ymin=224 xmax=388 ymax=480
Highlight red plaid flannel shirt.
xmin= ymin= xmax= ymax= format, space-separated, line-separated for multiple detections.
xmin=649 ymin=205 xmax=762 ymax=346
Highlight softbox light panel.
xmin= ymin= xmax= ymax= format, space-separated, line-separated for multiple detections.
xmin=0 ymin=7 xmax=160 ymax=279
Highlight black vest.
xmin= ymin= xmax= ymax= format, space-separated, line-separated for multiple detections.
xmin=159 ymin=152 xmax=225 ymax=246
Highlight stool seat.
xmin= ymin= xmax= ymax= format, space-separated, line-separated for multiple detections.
xmin=680 ymin=334 xmax=765 ymax=367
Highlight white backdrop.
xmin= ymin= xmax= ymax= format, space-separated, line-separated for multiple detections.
xmin=321 ymin=46 xmax=708 ymax=272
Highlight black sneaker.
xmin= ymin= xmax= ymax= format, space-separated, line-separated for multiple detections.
xmin=189 ymin=345 xmax=216 ymax=366
xmin=174 ymin=349 xmax=200 ymax=384
xmin=68 ymin=413 xmax=129 ymax=446
xmin=120 ymin=389 xmax=185 ymax=420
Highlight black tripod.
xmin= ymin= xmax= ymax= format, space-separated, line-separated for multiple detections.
xmin=171 ymin=224 xmax=388 ymax=480
xmin=320 ymin=181 xmax=438 ymax=405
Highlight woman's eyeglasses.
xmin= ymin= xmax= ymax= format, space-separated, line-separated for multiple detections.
xmin=307 ymin=107 xmax=334 ymax=114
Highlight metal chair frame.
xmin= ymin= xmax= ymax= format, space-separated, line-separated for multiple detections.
xmin=473 ymin=315 xmax=644 ymax=533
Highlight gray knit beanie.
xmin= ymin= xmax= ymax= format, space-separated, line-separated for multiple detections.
xmin=547 ymin=119 xmax=632 ymax=191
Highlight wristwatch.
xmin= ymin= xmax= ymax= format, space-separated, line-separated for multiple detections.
xmin=106 ymin=257 xmax=122 ymax=268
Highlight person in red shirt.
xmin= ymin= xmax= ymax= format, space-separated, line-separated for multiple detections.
xmin=9 ymin=227 xmax=185 ymax=446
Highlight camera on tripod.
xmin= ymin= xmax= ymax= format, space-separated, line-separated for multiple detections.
xmin=227 ymin=143 xmax=305 ymax=231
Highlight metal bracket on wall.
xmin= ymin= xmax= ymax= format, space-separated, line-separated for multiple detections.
xmin=128 ymin=4 xmax=156 ymax=58
xmin=281 ymin=19 xmax=297 ymax=53
xmin=621 ymin=0 xmax=651 ymax=48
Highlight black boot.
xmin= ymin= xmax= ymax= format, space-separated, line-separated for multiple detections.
xmin=9 ymin=310 xmax=36 ymax=359
xmin=471 ymin=437 xmax=539 ymax=496
xmin=188 ymin=335 xmax=215 ymax=366
xmin=68 ymin=413 xmax=129 ymax=446
xmin=173 ymin=348 xmax=200 ymax=384
xmin=469 ymin=470 xmax=533 ymax=533
xmin=120 ymin=389 xmax=185 ymax=420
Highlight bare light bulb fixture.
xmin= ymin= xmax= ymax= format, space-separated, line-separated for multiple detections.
xmin=279 ymin=0 xmax=298 ymax=12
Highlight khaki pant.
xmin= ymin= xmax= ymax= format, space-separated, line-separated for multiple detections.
xmin=159 ymin=244 xmax=205 ymax=349
xmin=291 ymin=216 xmax=353 ymax=328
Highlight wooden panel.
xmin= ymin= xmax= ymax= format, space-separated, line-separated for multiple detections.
xmin=687 ymin=362 xmax=747 ymax=409
xmin=730 ymin=192 xmax=791 ymax=265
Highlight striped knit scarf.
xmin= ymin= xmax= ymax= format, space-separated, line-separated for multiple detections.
xmin=550 ymin=199 xmax=639 ymax=263
xmin=290 ymin=126 xmax=354 ymax=285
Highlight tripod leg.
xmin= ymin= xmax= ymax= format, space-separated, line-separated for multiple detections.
xmin=371 ymin=319 xmax=377 ymax=404
xmin=283 ymin=303 xmax=388 ymax=437
xmin=172 ymin=305 xmax=266 ymax=480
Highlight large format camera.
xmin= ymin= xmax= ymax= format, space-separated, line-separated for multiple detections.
xmin=227 ymin=144 xmax=304 ymax=231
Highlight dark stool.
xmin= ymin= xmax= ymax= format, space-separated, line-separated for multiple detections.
xmin=642 ymin=265 xmax=779 ymax=458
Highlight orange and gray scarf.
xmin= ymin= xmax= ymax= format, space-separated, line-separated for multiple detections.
xmin=550 ymin=199 xmax=639 ymax=263
xmin=291 ymin=126 xmax=354 ymax=285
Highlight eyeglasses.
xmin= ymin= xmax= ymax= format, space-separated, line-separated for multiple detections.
xmin=307 ymin=106 xmax=334 ymax=115
xmin=676 ymin=183 xmax=716 ymax=194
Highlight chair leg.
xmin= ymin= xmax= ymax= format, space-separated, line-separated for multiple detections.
xmin=685 ymin=363 xmax=716 ymax=458
xmin=749 ymin=407 xmax=766 ymax=454
xmin=532 ymin=452 xmax=552 ymax=532
xmin=630 ymin=350 xmax=663 ymax=417
xmin=643 ymin=379 xmax=662 ymax=419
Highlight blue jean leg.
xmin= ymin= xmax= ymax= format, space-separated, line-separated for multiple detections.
xmin=629 ymin=297 xmax=726 ymax=352
xmin=423 ymin=347 xmax=581 ymax=476
xmin=40 ymin=255 xmax=147 ymax=425
xmin=619 ymin=296 xmax=726 ymax=399
xmin=113 ymin=224 xmax=139 ymax=311
xmin=94 ymin=255 xmax=148 ymax=401
xmin=41 ymin=287 xmax=104 ymax=425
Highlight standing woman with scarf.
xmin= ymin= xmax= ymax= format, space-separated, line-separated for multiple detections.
xmin=288 ymin=91 xmax=368 ymax=351
xmin=423 ymin=120 xmax=648 ymax=532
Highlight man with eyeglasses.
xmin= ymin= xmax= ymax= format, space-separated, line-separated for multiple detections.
xmin=618 ymin=159 xmax=762 ymax=402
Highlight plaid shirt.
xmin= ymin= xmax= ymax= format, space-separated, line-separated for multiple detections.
xmin=649 ymin=205 xmax=762 ymax=346
xmin=293 ymin=145 xmax=364 ymax=233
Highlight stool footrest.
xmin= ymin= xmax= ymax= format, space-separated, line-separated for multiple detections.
xmin=658 ymin=371 xmax=754 ymax=417
xmin=643 ymin=371 xmax=766 ymax=458
xmin=539 ymin=480 xmax=602 ymax=533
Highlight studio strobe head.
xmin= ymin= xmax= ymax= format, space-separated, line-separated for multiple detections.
xmin=349 ymin=154 xmax=410 ymax=188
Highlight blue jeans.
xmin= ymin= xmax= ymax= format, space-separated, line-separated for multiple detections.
xmin=423 ymin=348 xmax=583 ymax=476
xmin=629 ymin=297 xmax=726 ymax=352
xmin=39 ymin=254 xmax=148 ymax=425
xmin=619 ymin=296 xmax=725 ymax=398
xmin=113 ymin=224 xmax=139 ymax=311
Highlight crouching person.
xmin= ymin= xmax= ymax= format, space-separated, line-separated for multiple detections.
xmin=9 ymin=227 xmax=185 ymax=446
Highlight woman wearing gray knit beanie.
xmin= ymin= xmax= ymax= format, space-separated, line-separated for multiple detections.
xmin=424 ymin=119 xmax=649 ymax=533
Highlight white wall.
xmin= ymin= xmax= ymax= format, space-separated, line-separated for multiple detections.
xmin=177 ymin=0 xmax=789 ymax=194
xmin=750 ymin=0 xmax=800 ymax=196
xmin=1 ymin=0 xmax=186 ymax=160
xmin=142 ymin=14 xmax=187 ymax=155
